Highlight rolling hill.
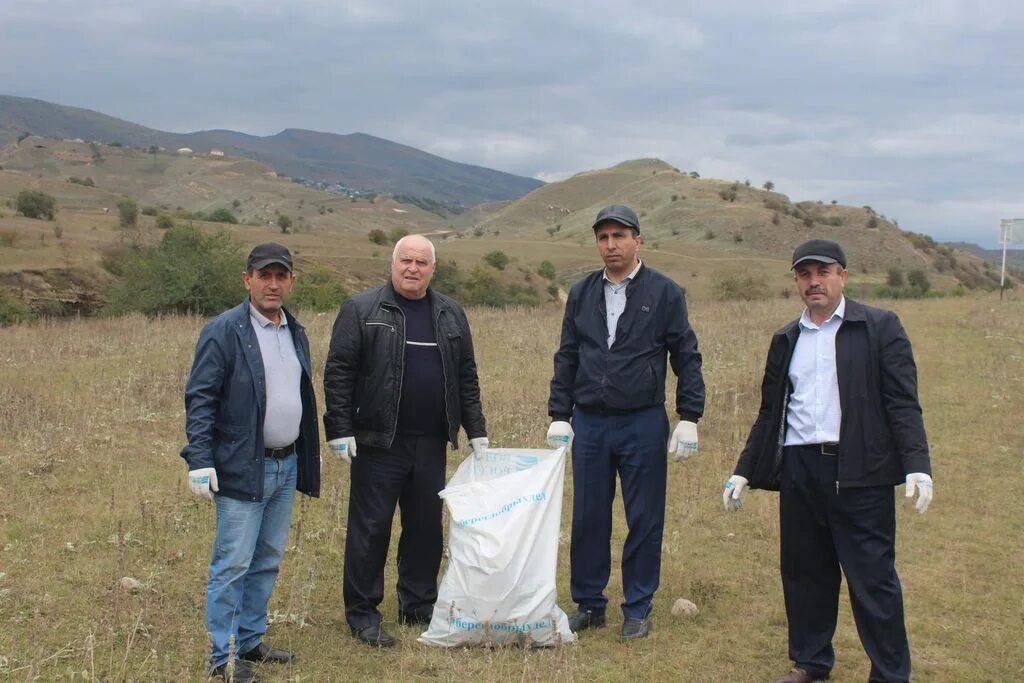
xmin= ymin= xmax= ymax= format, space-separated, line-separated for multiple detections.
xmin=0 ymin=141 xmax=1012 ymax=319
xmin=0 ymin=95 xmax=543 ymax=206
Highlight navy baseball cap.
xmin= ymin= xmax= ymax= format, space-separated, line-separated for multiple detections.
xmin=791 ymin=239 xmax=846 ymax=269
xmin=247 ymin=243 xmax=293 ymax=272
xmin=592 ymin=204 xmax=640 ymax=233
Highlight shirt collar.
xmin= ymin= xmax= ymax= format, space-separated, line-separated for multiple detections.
xmin=799 ymin=295 xmax=846 ymax=330
xmin=249 ymin=303 xmax=287 ymax=329
xmin=603 ymin=259 xmax=643 ymax=287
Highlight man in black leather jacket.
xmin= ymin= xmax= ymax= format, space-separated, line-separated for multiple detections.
xmin=324 ymin=234 xmax=488 ymax=647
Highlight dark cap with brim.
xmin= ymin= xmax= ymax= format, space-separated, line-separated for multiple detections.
xmin=247 ymin=242 xmax=293 ymax=272
xmin=791 ymin=239 xmax=846 ymax=269
xmin=592 ymin=204 xmax=640 ymax=233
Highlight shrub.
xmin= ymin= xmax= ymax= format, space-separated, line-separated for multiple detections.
xmin=206 ymin=207 xmax=238 ymax=224
xmin=155 ymin=213 xmax=175 ymax=230
xmin=389 ymin=228 xmax=409 ymax=243
xmin=537 ymin=260 xmax=556 ymax=280
xmin=867 ymin=215 xmax=879 ymax=229
xmin=772 ymin=213 xmax=781 ymax=225
xmin=671 ymin=194 xmax=679 ymax=201
xmin=0 ymin=289 xmax=33 ymax=325
xmin=689 ymin=171 xmax=700 ymax=179
xmin=67 ymin=176 xmax=95 ymax=187
xmin=713 ymin=273 xmax=771 ymax=301
xmin=15 ymin=190 xmax=57 ymax=220
xmin=368 ymin=229 xmax=388 ymax=245
xmin=103 ymin=224 xmax=245 ymax=316
xmin=907 ymin=269 xmax=931 ymax=292
xmin=763 ymin=180 xmax=775 ymax=191
xmin=484 ymin=250 xmax=510 ymax=270
xmin=277 ymin=214 xmax=292 ymax=234
xmin=704 ymin=229 xmax=715 ymax=240
xmin=887 ymin=269 xmax=905 ymax=287
xmin=290 ymin=265 xmax=348 ymax=311
xmin=141 ymin=206 xmax=158 ymax=216
xmin=117 ymin=198 xmax=138 ymax=228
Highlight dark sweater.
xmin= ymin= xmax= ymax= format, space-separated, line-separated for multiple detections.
xmin=395 ymin=294 xmax=446 ymax=437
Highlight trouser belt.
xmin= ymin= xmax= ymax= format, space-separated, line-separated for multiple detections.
xmin=265 ymin=443 xmax=295 ymax=458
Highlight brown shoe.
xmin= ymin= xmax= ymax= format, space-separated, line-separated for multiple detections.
xmin=773 ymin=668 xmax=814 ymax=683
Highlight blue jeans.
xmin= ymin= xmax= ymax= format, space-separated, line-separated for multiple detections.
xmin=206 ymin=454 xmax=297 ymax=668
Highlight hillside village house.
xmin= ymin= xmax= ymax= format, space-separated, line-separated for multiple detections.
xmin=210 ymin=149 xmax=224 ymax=157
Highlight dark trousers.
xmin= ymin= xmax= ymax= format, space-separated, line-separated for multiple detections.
xmin=780 ymin=445 xmax=911 ymax=683
xmin=343 ymin=433 xmax=447 ymax=629
xmin=569 ymin=405 xmax=669 ymax=619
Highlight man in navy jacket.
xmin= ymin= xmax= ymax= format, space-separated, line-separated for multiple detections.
xmin=547 ymin=205 xmax=705 ymax=641
xmin=182 ymin=243 xmax=320 ymax=682
xmin=723 ymin=239 xmax=933 ymax=683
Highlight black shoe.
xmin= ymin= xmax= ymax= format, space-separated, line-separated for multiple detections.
xmin=351 ymin=623 xmax=396 ymax=647
xmin=398 ymin=609 xmax=433 ymax=626
xmin=619 ymin=615 xmax=652 ymax=641
xmin=209 ymin=660 xmax=260 ymax=683
xmin=567 ymin=608 xmax=606 ymax=633
xmin=238 ymin=641 xmax=295 ymax=664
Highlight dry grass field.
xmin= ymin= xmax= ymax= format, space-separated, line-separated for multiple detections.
xmin=1 ymin=292 xmax=1022 ymax=681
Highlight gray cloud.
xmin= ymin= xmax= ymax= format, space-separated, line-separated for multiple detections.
xmin=2 ymin=0 xmax=1023 ymax=245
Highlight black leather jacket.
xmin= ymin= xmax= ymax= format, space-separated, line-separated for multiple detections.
xmin=734 ymin=298 xmax=931 ymax=490
xmin=323 ymin=283 xmax=486 ymax=449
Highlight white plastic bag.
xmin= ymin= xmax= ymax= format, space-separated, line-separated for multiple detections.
xmin=418 ymin=446 xmax=576 ymax=647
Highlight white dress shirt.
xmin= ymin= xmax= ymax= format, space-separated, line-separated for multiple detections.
xmin=784 ymin=297 xmax=845 ymax=446
xmin=604 ymin=260 xmax=642 ymax=348
xmin=249 ymin=305 xmax=303 ymax=449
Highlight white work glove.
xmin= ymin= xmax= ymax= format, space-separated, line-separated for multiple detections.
xmin=469 ymin=436 xmax=489 ymax=459
xmin=546 ymin=421 xmax=574 ymax=451
xmin=188 ymin=467 xmax=219 ymax=502
xmin=722 ymin=475 xmax=748 ymax=511
xmin=328 ymin=436 xmax=357 ymax=464
xmin=668 ymin=420 xmax=699 ymax=461
xmin=904 ymin=472 xmax=933 ymax=514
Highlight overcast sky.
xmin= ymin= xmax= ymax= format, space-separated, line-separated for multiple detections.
xmin=2 ymin=1 xmax=1022 ymax=245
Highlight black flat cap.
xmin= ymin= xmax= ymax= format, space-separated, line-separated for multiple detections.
xmin=247 ymin=243 xmax=293 ymax=272
xmin=791 ymin=239 xmax=846 ymax=269
xmin=592 ymin=204 xmax=640 ymax=233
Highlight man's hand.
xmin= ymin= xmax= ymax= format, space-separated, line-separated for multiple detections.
xmin=722 ymin=475 xmax=748 ymax=511
xmin=668 ymin=420 xmax=699 ymax=461
xmin=469 ymin=436 xmax=489 ymax=459
xmin=904 ymin=472 xmax=933 ymax=514
xmin=546 ymin=421 xmax=574 ymax=451
xmin=188 ymin=468 xmax=219 ymax=502
xmin=328 ymin=437 xmax=357 ymax=464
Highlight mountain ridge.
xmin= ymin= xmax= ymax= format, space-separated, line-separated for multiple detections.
xmin=0 ymin=94 xmax=543 ymax=206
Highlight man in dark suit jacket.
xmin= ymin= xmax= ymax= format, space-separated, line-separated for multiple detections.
xmin=723 ymin=239 xmax=933 ymax=683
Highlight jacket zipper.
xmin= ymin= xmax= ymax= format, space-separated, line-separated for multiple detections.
xmin=388 ymin=303 xmax=405 ymax=449
xmin=435 ymin=308 xmax=452 ymax=445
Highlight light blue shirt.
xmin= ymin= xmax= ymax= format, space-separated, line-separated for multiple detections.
xmin=249 ymin=305 xmax=302 ymax=449
xmin=784 ymin=297 xmax=845 ymax=446
xmin=603 ymin=259 xmax=642 ymax=348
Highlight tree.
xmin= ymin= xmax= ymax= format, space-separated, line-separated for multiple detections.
xmin=484 ymin=250 xmax=510 ymax=270
xmin=290 ymin=265 xmax=348 ymax=311
xmin=277 ymin=214 xmax=293 ymax=234
xmin=206 ymin=207 xmax=238 ymax=224
xmin=103 ymin=224 xmax=245 ymax=316
xmin=368 ymin=229 xmax=388 ymax=245
xmin=15 ymin=190 xmax=57 ymax=220
xmin=117 ymin=198 xmax=138 ymax=228
xmin=537 ymin=260 xmax=556 ymax=280
xmin=389 ymin=228 xmax=409 ymax=243
xmin=907 ymin=269 xmax=931 ymax=292
xmin=763 ymin=180 xmax=775 ymax=191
